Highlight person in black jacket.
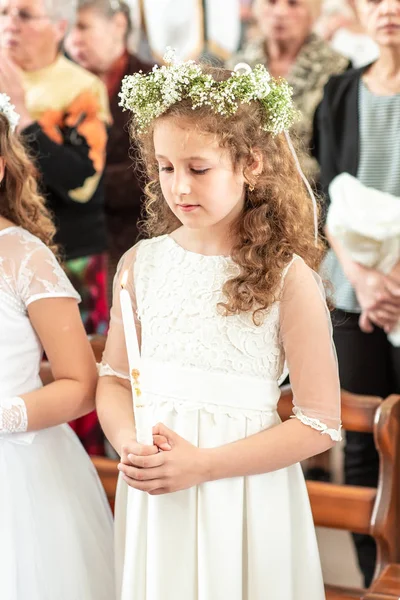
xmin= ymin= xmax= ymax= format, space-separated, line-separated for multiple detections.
xmin=313 ymin=0 xmax=400 ymax=586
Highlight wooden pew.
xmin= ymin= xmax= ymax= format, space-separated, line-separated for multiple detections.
xmin=278 ymin=386 xmax=400 ymax=600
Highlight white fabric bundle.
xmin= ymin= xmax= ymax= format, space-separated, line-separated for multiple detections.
xmin=327 ymin=172 xmax=400 ymax=345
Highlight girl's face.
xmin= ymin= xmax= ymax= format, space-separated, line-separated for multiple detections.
xmin=154 ymin=118 xmax=247 ymax=232
xmin=356 ymin=0 xmax=400 ymax=46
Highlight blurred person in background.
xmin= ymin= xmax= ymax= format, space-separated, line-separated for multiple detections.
xmin=0 ymin=0 xmax=111 ymax=455
xmin=228 ymin=0 xmax=349 ymax=485
xmin=313 ymin=0 xmax=400 ymax=585
xmin=239 ymin=0 xmax=259 ymax=46
xmin=0 ymin=0 xmax=110 ymax=338
xmin=318 ymin=0 xmax=379 ymax=67
xmin=66 ymin=0 xmax=153 ymax=299
xmin=228 ymin=0 xmax=349 ymax=183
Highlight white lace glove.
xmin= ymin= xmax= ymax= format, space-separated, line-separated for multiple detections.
xmin=0 ymin=397 xmax=28 ymax=434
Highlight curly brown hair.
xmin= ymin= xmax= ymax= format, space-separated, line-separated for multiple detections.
xmin=0 ymin=114 xmax=58 ymax=255
xmin=131 ymin=66 xmax=324 ymax=323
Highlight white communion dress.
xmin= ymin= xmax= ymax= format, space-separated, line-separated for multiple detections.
xmin=100 ymin=234 xmax=342 ymax=600
xmin=0 ymin=227 xmax=115 ymax=600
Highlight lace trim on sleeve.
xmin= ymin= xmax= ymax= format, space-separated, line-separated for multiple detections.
xmin=26 ymin=291 xmax=81 ymax=306
xmin=291 ymin=407 xmax=342 ymax=442
xmin=97 ymin=362 xmax=130 ymax=381
xmin=0 ymin=397 xmax=28 ymax=433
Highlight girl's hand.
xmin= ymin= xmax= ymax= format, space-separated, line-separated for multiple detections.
xmin=118 ymin=423 xmax=209 ymax=495
xmin=119 ymin=434 xmax=171 ymax=465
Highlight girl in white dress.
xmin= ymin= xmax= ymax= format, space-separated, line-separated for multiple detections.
xmin=0 ymin=96 xmax=115 ymax=599
xmin=97 ymin=54 xmax=342 ymax=599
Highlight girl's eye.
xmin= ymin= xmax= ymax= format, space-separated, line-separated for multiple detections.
xmin=160 ymin=166 xmax=173 ymax=173
xmin=191 ymin=168 xmax=209 ymax=175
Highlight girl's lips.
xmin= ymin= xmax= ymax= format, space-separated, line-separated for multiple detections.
xmin=177 ymin=204 xmax=200 ymax=212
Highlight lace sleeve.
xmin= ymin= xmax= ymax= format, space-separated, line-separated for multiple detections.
xmin=18 ymin=244 xmax=80 ymax=307
xmin=99 ymin=245 xmax=141 ymax=380
xmin=279 ymin=257 xmax=342 ymax=442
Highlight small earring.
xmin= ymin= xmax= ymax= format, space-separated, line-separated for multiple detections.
xmin=249 ymin=184 xmax=255 ymax=192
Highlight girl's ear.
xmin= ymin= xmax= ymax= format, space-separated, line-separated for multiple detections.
xmin=244 ymin=149 xmax=263 ymax=181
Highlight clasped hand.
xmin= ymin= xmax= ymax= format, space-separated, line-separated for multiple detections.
xmin=118 ymin=424 xmax=209 ymax=495
xmin=352 ymin=265 xmax=400 ymax=333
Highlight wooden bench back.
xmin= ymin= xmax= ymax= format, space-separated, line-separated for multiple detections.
xmin=278 ymin=387 xmax=400 ymax=582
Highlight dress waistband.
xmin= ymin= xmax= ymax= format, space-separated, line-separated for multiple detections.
xmin=140 ymin=359 xmax=281 ymax=413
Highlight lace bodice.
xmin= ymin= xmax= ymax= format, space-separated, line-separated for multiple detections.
xmin=101 ymin=235 xmax=342 ymax=439
xmin=0 ymin=227 xmax=80 ymax=398
xmin=136 ymin=236 xmax=286 ymax=379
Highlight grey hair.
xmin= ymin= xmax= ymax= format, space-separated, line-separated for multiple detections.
xmin=44 ymin=0 xmax=78 ymax=24
xmin=77 ymin=0 xmax=133 ymax=40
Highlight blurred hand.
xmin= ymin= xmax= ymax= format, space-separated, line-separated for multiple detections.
xmin=359 ymin=308 xmax=399 ymax=334
xmin=350 ymin=264 xmax=400 ymax=314
xmin=0 ymin=54 xmax=33 ymax=130
xmin=320 ymin=14 xmax=354 ymax=40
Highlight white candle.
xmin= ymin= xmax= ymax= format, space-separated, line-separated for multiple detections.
xmin=120 ymin=271 xmax=153 ymax=446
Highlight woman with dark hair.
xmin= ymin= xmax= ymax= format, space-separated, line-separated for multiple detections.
xmin=313 ymin=0 xmax=400 ymax=586
xmin=66 ymin=0 xmax=153 ymax=295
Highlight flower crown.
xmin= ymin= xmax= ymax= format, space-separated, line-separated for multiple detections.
xmin=119 ymin=48 xmax=299 ymax=135
xmin=0 ymin=93 xmax=20 ymax=132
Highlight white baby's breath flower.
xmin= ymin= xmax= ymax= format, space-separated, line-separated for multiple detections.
xmin=0 ymin=93 xmax=20 ymax=132
xmin=164 ymin=47 xmax=178 ymax=65
xmin=118 ymin=48 xmax=297 ymax=136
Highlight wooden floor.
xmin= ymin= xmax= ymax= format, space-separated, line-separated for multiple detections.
xmin=316 ymin=438 xmax=364 ymax=588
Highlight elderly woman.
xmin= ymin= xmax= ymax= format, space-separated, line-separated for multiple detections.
xmin=313 ymin=0 xmax=400 ymax=587
xmin=66 ymin=0 xmax=153 ymax=296
xmin=228 ymin=0 xmax=349 ymax=182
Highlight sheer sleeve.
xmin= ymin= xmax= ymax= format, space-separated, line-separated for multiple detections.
xmin=279 ymin=257 xmax=342 ymax=442
xmin=99 ymin=245 xmax=140 ymax=381
xmin=19 ymin=244 xmax=80 ymax=307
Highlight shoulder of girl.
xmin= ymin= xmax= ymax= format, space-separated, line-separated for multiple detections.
xmin=282 ymin=254 xmax=303 ymax=276
xmin=0 ymin=227 xmax=45 ymax=256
